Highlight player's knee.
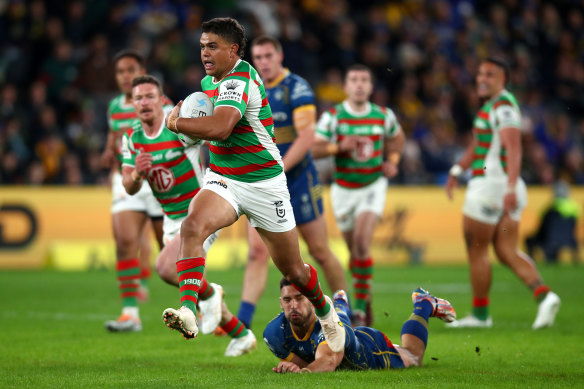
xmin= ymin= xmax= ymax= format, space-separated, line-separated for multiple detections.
xmin=115 ymin=234 xmax=138 ymax=258
xmin=154 ymin=255 xmax=173 ymax=283
xmin=248 ymin=243 xmax=270 ymax=263
xmin=352 ymin=237 xmax=370 ymax=258
xmin=180 ymin=215 xmax=211 ymax=244
xmin=307 ymin=244 xmax=331 ymax=266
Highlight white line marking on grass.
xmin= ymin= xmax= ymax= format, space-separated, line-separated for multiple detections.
xmin=1 ymin=311 xmax=113 ymax=321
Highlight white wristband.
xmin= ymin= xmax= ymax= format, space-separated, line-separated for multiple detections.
xmin=449 ymin=164 xmax=463 ymax=178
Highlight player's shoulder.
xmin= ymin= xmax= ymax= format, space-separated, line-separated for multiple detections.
xmin=127 ymin=121 xmax=144 ymax=137
xmin=493 ymin=89 xmax=519 ymax=109
xmin=263 ymin=312 xmax=287 ymax=339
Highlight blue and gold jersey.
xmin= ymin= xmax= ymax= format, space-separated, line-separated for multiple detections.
xmin=266 ymin=69 xmax=316 ymax=179
xmin=263 ymin=308 xmax=404 ymax=370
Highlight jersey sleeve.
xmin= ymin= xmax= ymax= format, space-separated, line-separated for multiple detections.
xmin=121 ymin=132 xmax=136 ymax=167
xmin=215 ymin=75 xmax=250 ymax=117
xmin=384 ymin=107 xmax=402 ymax=138
xmin=492 ymin=103 xmax=521 ymax=131
xmin=106 ymin=100 xmax=115 ymax=130
xmin=315 ymin=109 xmax=336 ymax=141
xmin=263 ymin=315 xmax=292 ymax=361
xmin=290 ymin=77 xmax=316 ymax=110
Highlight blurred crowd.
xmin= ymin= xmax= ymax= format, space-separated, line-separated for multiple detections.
xmin=0 ymin=0 xmax=583 ymax=185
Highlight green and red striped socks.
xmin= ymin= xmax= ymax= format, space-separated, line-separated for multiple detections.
xmin=292 ymin=264 xmax=331 ymax=317
xmin=140 ymin=266 xmax=151 ymax=288
xmin=221 ymin=316 xmax=249 ymax=339
xmin=177 ymin=257 xmax=205 ymax=314
xmin=117 ymin=258 xmax=141 ymax=308
xmin=472 ymin=297 xmax=489 ymax=320
xmin=352 ymin=257 xmax=373 ymax=313
xmin=533 ymin=285 xmax=550 ymax=303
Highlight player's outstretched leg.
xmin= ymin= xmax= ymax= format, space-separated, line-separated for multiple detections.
xmin=105 ymin=258 xmax=142 ymax=332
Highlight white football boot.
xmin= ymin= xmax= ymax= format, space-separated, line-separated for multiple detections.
xmin=532 ymin=292 xmax=561 ymax=330
xmin=317 ymin=295 xmax=346 ymax=352
xmin=105 ymin=314 xmax=142 ymax=332
xmin=198 ymin=283 xmax=224 ymax=335
xmin=162 ymin=306 xmax=198 ymax=339
xmin=445 ymin=314 xmax=493 ymax=328
xmin=224 ymin=330 xmax=257 ymax=357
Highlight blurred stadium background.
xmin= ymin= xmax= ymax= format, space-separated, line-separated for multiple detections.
xmin=0 ymin=0 xmax=582 ymax=269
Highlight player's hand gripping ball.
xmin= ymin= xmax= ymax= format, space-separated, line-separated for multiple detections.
xmin=177 ymin=91 xmax=214 ymax=147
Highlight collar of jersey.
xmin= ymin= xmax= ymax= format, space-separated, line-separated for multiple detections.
xmin=142 ymin=117 xmax=165 ymax=140
xmin=266 ymin=68 xmax=289 ymax=89
xmin=290 ymin=316 xmax=317 ymax=341
xmin=342 ymin=100 xmax=371 ymax=117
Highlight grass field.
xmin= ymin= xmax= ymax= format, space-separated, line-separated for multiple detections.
xmin=1 ymin=264 xmax=582 ymax=388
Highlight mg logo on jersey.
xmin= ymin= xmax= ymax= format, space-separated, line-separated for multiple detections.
xmin=148 ymin=166 xmax=175 ymax=193
xmin=274 ymin=201 xmax=286 ymax=218
xmin=352 ymin=137 xmax=374 ymax=162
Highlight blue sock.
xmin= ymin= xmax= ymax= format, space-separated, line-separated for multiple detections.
xmin=413 ymin=299 xmax=433 ymax=321
xmin=237 ymin=301 xmax=256 ymax=329
xmin=401 ymin=318 xmax=428 ymax=347
xmin=334 ymin=297 xmax=351 ymax=316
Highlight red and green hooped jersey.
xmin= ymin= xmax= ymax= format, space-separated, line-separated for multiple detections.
xmin=316 ymin=101 xmax=401 ymax=188
xmin=107 ymin=94 xmax=173 ymax=169
xmin=201 ymin=59 xmax=283 ymax=183
xmin=121 ymin=121 xmax=204 ymax=220
xmin=470 ymin=89 xmax=521 ymax=179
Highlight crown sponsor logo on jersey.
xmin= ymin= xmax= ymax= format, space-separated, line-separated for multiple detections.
xmin=148 ymin=166 xmax=175 ymax=193
xmin=352 ymin=137 xmax=374 ymax=162
xmin=274 ymin=201 xmax=286 ymax=219
xmin=218 ymin=79 xmax=245 ymax=103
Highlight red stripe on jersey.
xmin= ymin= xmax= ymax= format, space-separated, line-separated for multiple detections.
xmin=157 ymin=188 xmax=200 ymax=205
xmin=204 ymin=90 xmax=216 ymax=99
xmin=242 ymin=92 xmax=248 ymax=104
xmin=336 ymin=179 xmax=367 ymax=188
xmin=260 ymin=117 xmax=274 ymax=127
xmin=209 ymin=143 xmax=266 ymax=155
xmin=262 ymin=97 xmax=269 ymax=106
xmin=338 ymin=118 xmax=385 ymax=126
xmin=337 ymin=134 xmax=381 ymax=142
xmin=229 ymin=71 xmax=251 ymax=79
xmin=165 ymin=209 xmax=188 ymax=216
xmin=133 ymin=140 xmax=184 ymax=152
xmin=173 ymin=169 xmax=195 ymax=186
xmin=478 ymin=111 xmax=489 ymax=120
xmin=473 ymin=127 xmax=491 ymax=134
xmin=210 ymin=160 xmax=277 ymax=175
xmin=477 ymin=141 xmax=490 ymax=148
xmin=232 ymin=125 xmax=254 ymax=134
xmin=329 ymin=107 xmax=337 ymax=115
xmin=111 ymin=112 xmax=137 ymax=120
xmin=336 ymin=166 xmax=382 ymax=174
xmin=472 ymin=168 xmax=485 ymax=176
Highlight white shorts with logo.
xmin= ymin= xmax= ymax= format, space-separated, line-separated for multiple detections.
xmin=162 ymin=214 xmax=219 ymax=252
xmin=202 ymin=169 xmax=296 ymax=233
xmin=331 ymin=176 xmax=388 ymax=232
xmin=110 ymin=171 xmax=164 ymax=217
xmin=463 ymin=176 xmax=528 ymax=225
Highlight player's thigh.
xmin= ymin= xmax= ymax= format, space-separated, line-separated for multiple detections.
xmin=256 ymin=227 xmax=305 ymax=279
xmin=493 ymin=214 xmax=520 ymax=262
xmin=462 ymin=215 xmax=497 ymax=255
xmin=183 ymin=186 xmax=238 ymax=237
xmin=353 ymin=177 xmax=387 ymax=219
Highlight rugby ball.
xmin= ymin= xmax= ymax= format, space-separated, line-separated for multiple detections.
xmin=177 ymin=91 xmax=214 ymax=146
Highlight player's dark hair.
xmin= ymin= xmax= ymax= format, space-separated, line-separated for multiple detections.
xmin=113 ymin=49 xmax=145 ymax=68
xmin=483 ymin=56 xmax=510 ymax=85
xmin=251 ymin=35 xmax=282 ymax=53
xmin=345 ymin=64 xmax=375 ymax=82
xmin=202 ymin=17 xmax=247 ymax=57
xmin=280 ymin=277 xmax=292 ymax=289
xmin=131 ymin=75 xmax=162 ymax=94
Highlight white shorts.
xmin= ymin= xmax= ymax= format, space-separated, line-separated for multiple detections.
xmin=162 ymin=214 xmax=219 ymax=252
xmin=202 ymin=169 xmax=296 ymax=233
xmin=331 ymin=176 xmax=388 ymax=232
xmin=110 ymin=171 xmax=164 ymax=217
xmin=463 ymin=177 xmax=528 ymax=225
